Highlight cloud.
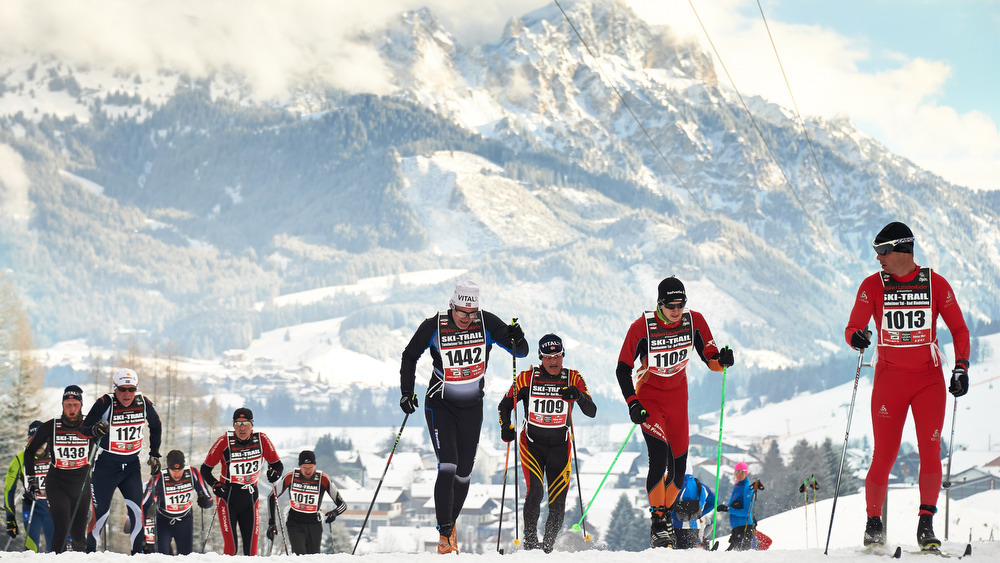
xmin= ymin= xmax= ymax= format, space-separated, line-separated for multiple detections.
xmin=625 ymin=0 xmax=999 ymax=190
xmin=0 ymin=0 xmax=994 ymax=190
xmin=0 ymin=144 xmax=32 ymax=223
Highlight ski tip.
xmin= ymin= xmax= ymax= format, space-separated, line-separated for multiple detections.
xmin=961 ymin=543 xmax=972 ymax=558
xmin=892 ymin=546 xmax=902 ymax=559
xmin=498 ymin=548 xmax=504 ymax=555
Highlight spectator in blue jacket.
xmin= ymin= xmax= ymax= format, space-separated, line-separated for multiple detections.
xmin=670 ymin=474 xmax=717 ymax=549
xmin=724 ymin=461 xmax=756 ymax=551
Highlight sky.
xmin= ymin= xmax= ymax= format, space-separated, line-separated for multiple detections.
xmin=0 ymin=0 xmax=996 ymax=191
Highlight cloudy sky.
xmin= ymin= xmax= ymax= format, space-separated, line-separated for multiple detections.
xmin=1 ymin=0 xmax=996 ymax=190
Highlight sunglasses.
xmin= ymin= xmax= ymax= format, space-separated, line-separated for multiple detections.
xmin=117 ymin=387 xmax=137 ymax=393
xmin=233 ymin=421 xmax=253 ymax=427
xmin=659 ymin=301 xmax=686 ymax=311
xmin=540 ymin=352 xmax=564 ymax=359
xmin=452 ymin=307 xmax=479 ymax=320
xmin=872 ymin=236 xmax=914 ymax=256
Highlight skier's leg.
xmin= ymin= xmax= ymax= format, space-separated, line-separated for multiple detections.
xmin=541 ymin=441 xmax=571 ymax=553
xmin=426 ymin=399 xmax=459 ymax=535
xmin=450 ymin=401 xmax=483 ymax=526
xmin=520 ymin=435 xmax=544 ymax=548
xmin=865 ymin=365 xmax=910 ymax=516
xmin=910 ymin=366 xmax=946 ymax=512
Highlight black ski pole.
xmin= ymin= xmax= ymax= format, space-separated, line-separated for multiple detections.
xmin=569 ymin=421 xmax=591 ymax=541
xmin=66 ymin=442 xmax=99 ymax=545
xmin=824 ymin=330 xmax=870 ymax=555
xmin=274 ymin=486 xmax=289 ymax=555
xmin=942 ymin=395 xmax=958 ymax=540
xmin=510 ymin=318 xmax=520 ymax=548
xmin=496 ymin=440 xmax=512 ymax=554
xmin=351 ymin=413 xmax=409 ymax=555
xmin=200 ymin=502 xmax=219 ymax=552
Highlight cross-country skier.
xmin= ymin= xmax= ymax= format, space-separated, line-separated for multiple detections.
xmin=399 ymin=280 xmax=528 ymax=554
xmin=80 ymin=368 xmax=163 ymax=553
xmin=615 ymin=276 xmax=734 ymax=548
xmin=497 ymin=333 xmax=597 ymax=553
xmin=24 ymin=385 xmax=92 ymax=553
xmin=669 ymin=474 xmax=717 ymax=549
xmin=267 ymin=449 xmax=347 ymax=554
xmin=5 ymin=421 xmax=54 ymax=552
xmin=200 ymin=408 xmax=283 ymax=556
xmin=141 ymin=449 xmax=213 ymax=554
xmin=845 ymin=221 xmax=970 ymax=551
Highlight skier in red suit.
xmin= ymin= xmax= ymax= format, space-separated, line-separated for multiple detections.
xmin=616 ymin=276 xmax=733 ymax=548
xmin=845 ymin=221 xmax=970 ymax=551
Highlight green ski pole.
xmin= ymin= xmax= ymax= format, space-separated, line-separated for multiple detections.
xmin=571 ymin=424 xmax=637 ymax=531
xmin=711 ymin=364 xmax=728 ymax=547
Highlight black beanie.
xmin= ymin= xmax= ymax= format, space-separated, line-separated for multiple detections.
xmin=233 ymin=407 xmax=254 ymax=422
xmin=166 ymin=450 xmax=185 ymax=469
xmin=63 ymin=385 xmax=83 ymax=402
xmin=657 ymin=277 xmax=686 ymax=304
xmin=538 ymin=334 xmax=564 ymax=357
xmin=27 ymin=420 xmax=42 ymax=438
xmin=874 ymin=222 xmax=914 ymax=253
xmin=299 ymin=450 xmax=317 ymax=465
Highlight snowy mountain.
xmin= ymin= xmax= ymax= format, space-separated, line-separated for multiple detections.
xmin=1 ymin=0 xmax=998 ymax=406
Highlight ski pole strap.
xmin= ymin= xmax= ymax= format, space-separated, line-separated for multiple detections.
xmin=573 ymin=424 xmax=637 ymax=529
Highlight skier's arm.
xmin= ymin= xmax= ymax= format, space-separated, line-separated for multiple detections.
xmin=701 ymin=486 xmax=716 ymax=518
xmin=570 ymin=371 xmax=597 ymax=418
xmin=143 ymin=399 xmax=163 ymax=457
xmin=22 ymin=421 xmax=51 ymax=480
xmin=483 ymin=312 xmax=528 ymax=357
xmin=845 ymin=276 xmax=878 ymax=347
xmin=4 ymin=454 xmax=22 ymax=516
xmin=934 ymin=272 xmax=970 ymax=366
xmin=690 ymin=312 xmax=724 ymax=372
xmin=615 ymin=317 xmax=648 ymax=400
xmin=400 ymin=316 xmax=437 ymax=397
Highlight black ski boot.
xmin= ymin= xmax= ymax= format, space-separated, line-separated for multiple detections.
xmin=863 ymin=516 xmax=885 ymax=547
xmin=649 ymin=507 xmax=675 ymax=548
xmin=522 ymin=531 xmax=539 ymax=551
xmin=916 ymin=512 xmax=940 ymax=551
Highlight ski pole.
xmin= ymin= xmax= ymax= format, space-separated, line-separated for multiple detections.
xmin=200 ymin=503 xmax=218 ymax=552
xmin=273 ymin=486 xmax=290 ymax=555
xmin=510 ymin=318 xmax=520 ymax=548
xmin=800 ymin=477 xmax=809 ymax=548
xmin=569 ymin=421 xmax=591 ymax=541
xmin=572 ymin=423 xmax=637 ymax=531
xmin=351 ymin=413 xmax=409 ymax=555
xmin=942 ymin=395 xmax=958 ymax=540
xmin=496 ymin=440 xmax=512 ymax=553
xmin=711 ymin=364 xmax=728 ymax=547
xmin=824 ymin=331 xmax=869 ymax=555
xmin=811 ymin=476 xmax=819 ymax=548
xmin=23 ymin=496 xmax=37 ymax=551
xmin=66 ymin=442 xmax=99 ymax=543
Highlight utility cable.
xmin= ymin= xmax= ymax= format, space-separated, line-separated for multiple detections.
xmin=687 ymin=0 xmax=827 ymax=242
xmin=552 ymin=0 xmax=757 ymax=273
xmin=755 ymin=0 xmax=852 ymax=251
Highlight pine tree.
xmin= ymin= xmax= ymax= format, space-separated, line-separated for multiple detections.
xmin=603 ymin=493 xmax=645 ymax=551
xmin=0 ymin=273 xmax=42 ymax=460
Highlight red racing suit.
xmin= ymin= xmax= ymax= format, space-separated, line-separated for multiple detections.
xmin=845 ymin=266 xmax=969 ymax=516
xmin=616 ymin=308 xmax=724 ymax=510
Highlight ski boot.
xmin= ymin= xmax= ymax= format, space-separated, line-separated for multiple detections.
xmin=916 ymin=512 xmax=940 ymax=552
xmin=436 ymin=523 xmax=459 ymax=554
xmin=863 ymin=516 xmax=885 ymax=547
xmin=649 ymin=507 xmax=675 ymax=548
xmin=521 ymin=531 xmax=539 ymax=551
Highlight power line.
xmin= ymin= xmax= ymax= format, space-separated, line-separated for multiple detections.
xmin=755 ymin=0 xmax=853 ymax=251
xmin=686 ymin=0 xmax=828 ymax=243
xmin=551 ymin=0 xmax=758 ymax=272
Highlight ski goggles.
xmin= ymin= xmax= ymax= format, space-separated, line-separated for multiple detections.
xmin=872 ymin=236 xmax=914 ymax=255
xmin=658 ymin=299 xmax=687 ymax=311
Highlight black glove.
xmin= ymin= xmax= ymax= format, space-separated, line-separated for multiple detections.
xmin=399 ymin=392 xmax=419 ymax=415
xmin=949 ymin=365 xmax=969 ymax=397
xmin=324 ymin=510 xmax=338 ymax=524
xmin=213 ymin=481 xmax=229 ymax=498
xmin=92 ymin=421 xmax=109 ymax=438
xmin=5 ymin=513 xmax=17 ymax=538
xmin=508 ymin=321 xmax=524 ymax=344
xmin=266 ymin=521 xmax=277 ymax=540
xmin=559 ymin=386 xmax=581 ymax=401
xmin=266 ymin=466 xmax=281 ymax=483
xmin=850 ymin=329 xmax=872 ymax=350
xmin=627 ymin=398 xmax=648 ymax=425
xmin=197 ymin=494 xmax=213 ymax=509
xmin=148 ymin=455 xmax=161 ymax=474
xmin=730 ymin=499 xmax=743 ymax=509
xmin=25 ymin=479 xmax=39 ymax=501
xmin=716 ymin=503 xmax=728 ymax=512
xmin=500 ymin=424 xmax=516 ymax=443
xmin=717 ymin=346 xmax=735 ymax=368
